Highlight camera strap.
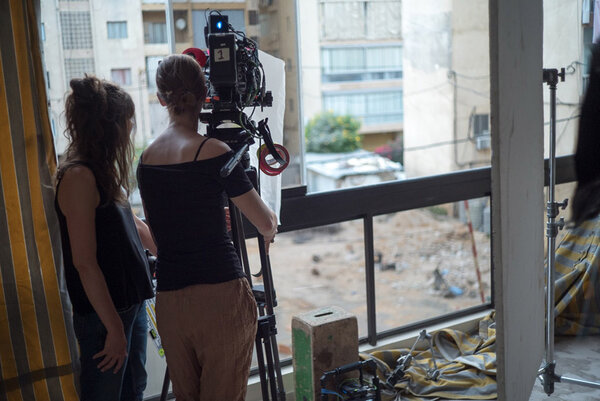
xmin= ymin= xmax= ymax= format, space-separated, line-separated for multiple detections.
xmin=257 ymin=118 xmax=286 ymax=165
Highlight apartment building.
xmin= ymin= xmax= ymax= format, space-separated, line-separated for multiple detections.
xmin=402 ymin=0 xmax=593 ymax=179
xmin=297 ymin=0 xmax=403 ymax=152
xmin=40 ymin=0 xmax=260 ymax=156
xmin=41 ymin=0 xmax=149 ymax=154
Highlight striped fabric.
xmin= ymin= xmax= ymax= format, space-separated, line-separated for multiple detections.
xmin=554 ymin=214 xmax=600 ymax=335
xmin=0 ymin=1 xmax=80 ymax=400
xmin=362 ymin=312 xmax=497 ymax=400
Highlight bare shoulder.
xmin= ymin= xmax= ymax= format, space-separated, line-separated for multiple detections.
xmin=197 ymin=136 xmax=232 ymax=160
xmin=142 ymin=134 xmax=169 ymax=159
xmin=57 ymin=164 xmax=99 ymax=209
xmin=60 ymin=164 xmax=96 ymax=186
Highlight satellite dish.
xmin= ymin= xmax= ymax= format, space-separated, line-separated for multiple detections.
xmin=175 ymin=18 xmax=187 ymax=31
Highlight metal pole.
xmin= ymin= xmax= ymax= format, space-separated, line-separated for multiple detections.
xmin=166 ymin=0 xmax=176 ymax=54
xmin=545 ymin=76 xmax=557 ymax=368
xmin=364 ymin=214 xmax=377 ymax=346
xmin=561 ymin=376 xmax=600 ymax=389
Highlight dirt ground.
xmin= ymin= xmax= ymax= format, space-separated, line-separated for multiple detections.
xmin=244 ymin=206 xmax=492 ymax=360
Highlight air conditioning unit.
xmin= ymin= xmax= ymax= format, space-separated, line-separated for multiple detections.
xmin=260 ymin=0 xmax=273 ymax=7
xmin=475 ymin=133 xmax=491 ymax=151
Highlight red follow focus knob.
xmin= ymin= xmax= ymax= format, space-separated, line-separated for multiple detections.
xmin=182 ymin=47 xmax=207 ymax=67
xmin=257 ymin=144 xmax=290 ymax=176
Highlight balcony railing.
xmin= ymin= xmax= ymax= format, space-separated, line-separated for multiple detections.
xmin=246 ymin=154 xmax=576 ymax=372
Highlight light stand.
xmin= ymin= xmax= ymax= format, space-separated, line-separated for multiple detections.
xmin=538 ymin=68 xmax=600 ymax=395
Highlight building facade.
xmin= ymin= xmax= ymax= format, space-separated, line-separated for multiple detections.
xmin=297 ymin=0 xmax=403 ymax=152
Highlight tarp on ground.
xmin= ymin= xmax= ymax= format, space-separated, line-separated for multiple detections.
xmin=361 ymin=312 xmax=497 ymax=401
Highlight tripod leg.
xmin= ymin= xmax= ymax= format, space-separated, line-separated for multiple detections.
xmin=255 ymin=335 xmax=271 ymax=401
xmin=268 ymin=333 xmax=286 ymax=400
xmin=262 ymin=333 xmax=279 ymax=400
xmin=228 ymin=202 xmax=286 ymax=400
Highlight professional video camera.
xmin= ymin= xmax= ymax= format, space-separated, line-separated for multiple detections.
xmin=182 ymin=11 xmax=287 ymax=178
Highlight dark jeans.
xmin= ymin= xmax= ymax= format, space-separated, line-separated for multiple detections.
xmin=73 ymin=303 xmax=148 ymax=401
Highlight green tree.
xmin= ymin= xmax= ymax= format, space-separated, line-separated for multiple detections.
xmin=305 ymin=111 xmax=362 ymax=153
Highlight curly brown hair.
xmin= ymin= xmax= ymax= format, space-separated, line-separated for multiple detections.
xmin=156 ymin=54 xmax=207 ymax=115
xmin=60 ymin=75 xmax=135 ymax=204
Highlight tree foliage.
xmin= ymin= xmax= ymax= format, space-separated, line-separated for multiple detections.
xmin=305 ymin=111 xmax=362 ymax=153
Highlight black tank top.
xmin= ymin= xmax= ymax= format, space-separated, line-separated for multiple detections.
xmin=55 ymin=162 xmax=154 ymax=315
xmin=136 ymin=141 xmax=254 ymax=291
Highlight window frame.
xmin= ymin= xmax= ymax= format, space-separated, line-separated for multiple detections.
xmin=321 ymin=43 xmax=403 ymax=83
xmin=107 ymin=20 xmax=128 ymax=39
xmin=322 ymin=88 xmax=404 ymax=126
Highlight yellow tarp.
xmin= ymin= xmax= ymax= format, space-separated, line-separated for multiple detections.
xmin=362 ymin=312 xmax=497 ymax=401
xmin=554 ymin=215 xmax=600 ymax=335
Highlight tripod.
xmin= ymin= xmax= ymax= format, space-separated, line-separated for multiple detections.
xmin=158 ymin=113 xmax=286 ymax=401
xmin=538 ymin=68 xmax=600 ymax=394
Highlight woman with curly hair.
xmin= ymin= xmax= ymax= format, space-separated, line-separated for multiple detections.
xmin=137 ymin=54 xmax=278 ymax=401
xmin=55 ymin=75 xmax=155 ymax=401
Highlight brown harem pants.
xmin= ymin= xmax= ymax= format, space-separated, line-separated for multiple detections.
xmin=156 ymin=278 xmax=258 ymax=401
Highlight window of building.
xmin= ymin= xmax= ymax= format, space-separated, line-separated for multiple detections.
xmin=144 ymin=22 xmax=167 ymax=44
xmin=323 ymin=89 xmax=403 ymax=126
xmin=174 ymin=10 xmax=188 ymax=44
xmin=146 ymin=56 xmax=163 ymax=90
xmin=41 ymin=23 xmax=45 ymax=41
xmin=64 ymin=58 xmax=94 ymax=84
xmin=473 ymin=114 xmax=491 ymax=151
xmin=320 ymin=0 xmax=401 ymax=41
xmin=60 ymin=11 xmax=93 ymax=49
xmin=111 ymin=68 xmax=132 ymax=87
xmin=473 ymin=114 xmax=489 ymax=137
xmin=321 ymin=44 xmax=402 ymax=83
xmin=107 ymin=21 xmax=127 ymax=39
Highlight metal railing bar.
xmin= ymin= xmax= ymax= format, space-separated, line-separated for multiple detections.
xmin=278 ymin=167 xmax=491 ymax=233
xmin=363 ymin=214 xmax=377 ymax=345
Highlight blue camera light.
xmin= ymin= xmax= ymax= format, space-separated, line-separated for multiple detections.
xmin=217 ymin=21 xmax=223 ymax=30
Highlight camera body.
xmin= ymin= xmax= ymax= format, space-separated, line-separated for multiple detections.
xmin=203 ymin=14 xmax=272 ymax=112
xmin=184 ymin=12 xmax=286 ymax=178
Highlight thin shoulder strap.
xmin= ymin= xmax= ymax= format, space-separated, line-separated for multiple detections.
xmin=193 ymin=138 xmax=211 ymax=161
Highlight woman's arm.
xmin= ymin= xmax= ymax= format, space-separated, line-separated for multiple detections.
xmin=133 ymin=213 xmax=157 ymax=256
xmin=57 ymin=166 xmax=128 ymax=373
xmin=230 ymin=189 xmax=278 ymax=253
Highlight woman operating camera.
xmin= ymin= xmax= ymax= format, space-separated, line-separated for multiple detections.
xmin=137 ymin=54 xmax=278 ymax=401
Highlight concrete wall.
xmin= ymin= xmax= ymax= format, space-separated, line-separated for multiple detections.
xmin=450 ymin=0 xmax=490 ymax=169
xmin=258 ymin=0 xmax=304 ymax=187
xmin=543 ymin=0 xmax=585 ymax=157
xmin=90 ymin=0 xmax=150 ymax=148
xmin=490 ymin=0 xmax=545 ymax=399
xmin=401 ymin=0 xmax=455 ymax=177
xmin=297 ymin=0 xmax=322 ymax=127
xmin=402 ymin=0 xmax=491 ymax=178
xmin=40 ymin=0 xmax=151 ymax=154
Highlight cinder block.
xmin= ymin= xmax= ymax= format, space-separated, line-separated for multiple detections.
xmin=292 ymin=306 xmax=358 ymax=401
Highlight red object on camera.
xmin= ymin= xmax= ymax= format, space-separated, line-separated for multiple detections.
xmin=182 ymin=47 xmax=207 ymax=67
xmin=257 ymin=144 xmax=290 ymax=176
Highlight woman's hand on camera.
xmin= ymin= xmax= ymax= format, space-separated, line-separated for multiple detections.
xmin=94 ymin=327 xmax=128 ymax=373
